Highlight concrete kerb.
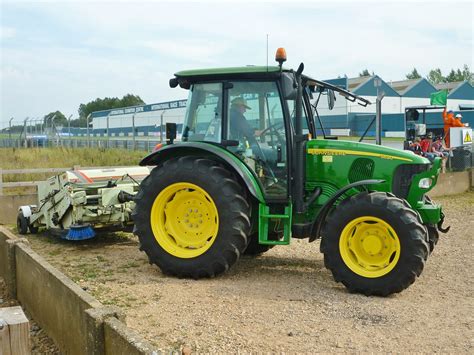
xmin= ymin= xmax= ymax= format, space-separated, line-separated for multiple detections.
xmin=104 ymin=317 xmax=159 ymax=355
xmin=0 ymin=226 xmax=157 ymax=354
xmin=0 ymin=227 xmax=26 ymax=298
xmin=85 ymin=306 xmax=126 ymax=355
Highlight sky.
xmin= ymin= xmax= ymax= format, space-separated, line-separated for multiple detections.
xmin=1 ymin=0 xmax=473 ymax=128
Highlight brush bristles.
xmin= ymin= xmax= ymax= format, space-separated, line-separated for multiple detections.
xmin=64 ymin=226 xmax=96 ymax=241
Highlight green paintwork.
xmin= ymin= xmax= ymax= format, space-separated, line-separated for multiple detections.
xmin=406 ymin=157 xmax=441 ymax=206
xmin=175 ymin=66 xmax=281 ymax=78
xmin=258 ymin=203 xmax=292 ymax=245
xmin=163 ymin=142 xmax=266 ymax=203
xmin=303 ymin=138 xmax=442 ymax=225
xmin=416 ymin=203 xmax=441 ymax=225
xmin=168 ymin=64 xmax=444 ymax=245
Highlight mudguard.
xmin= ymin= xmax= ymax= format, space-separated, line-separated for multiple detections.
xmin=140 ymin=142 xmax=265 ymax=203
xmin=310 ymin=179 xmax=385 ymax=242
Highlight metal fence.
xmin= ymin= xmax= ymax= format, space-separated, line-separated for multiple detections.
xmin=0 ymin=138 xmax=161 ymax=152
xmin=1 ymin=138 xmax=472 ymax=171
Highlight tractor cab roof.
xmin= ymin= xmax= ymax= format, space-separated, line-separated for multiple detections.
xmin=171 ymin=65 xmax=371 ymax=107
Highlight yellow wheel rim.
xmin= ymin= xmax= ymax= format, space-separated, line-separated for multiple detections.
xmin=339 ymin=216 xmax=401 ymax=278
xmin=150 ymin=182 xmax=219 ymax=258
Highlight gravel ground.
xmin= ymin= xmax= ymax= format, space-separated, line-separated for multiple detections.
xmin=17 ymin=192 xmax=474 ymax=353
xmin=0 ymin=279 xmax=60 ymax=354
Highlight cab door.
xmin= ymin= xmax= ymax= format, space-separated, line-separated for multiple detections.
xmin=225 ymin=81 xmax=289 ymax=199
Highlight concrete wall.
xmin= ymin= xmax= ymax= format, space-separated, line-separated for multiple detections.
xmin=430 ymin=169 xmax=472 ymax=197
xmin=0 ymin=226 xmax=157 ymax=354
xmin=0 ymin=194 xmax=36 ymax=225
xmin=15 ymin=243 xmax=101 ymax=354
xmin=104 ymin=317 xmax=157 ymax=355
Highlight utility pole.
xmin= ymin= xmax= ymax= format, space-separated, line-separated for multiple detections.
xmin=374 ymin=78 xmax=385 ymax=145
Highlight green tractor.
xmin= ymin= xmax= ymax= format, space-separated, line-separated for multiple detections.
xmin=133 ymin=48 xmax=448 ymax=296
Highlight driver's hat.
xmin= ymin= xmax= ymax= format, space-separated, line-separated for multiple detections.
xmin=231 ymin=97 xmax=251 ymax=109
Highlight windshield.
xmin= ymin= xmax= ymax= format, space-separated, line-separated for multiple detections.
xmin=182 ymin=83 xmax=223 ymax=143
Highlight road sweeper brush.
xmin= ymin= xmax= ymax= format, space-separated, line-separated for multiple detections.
xmin=17 ymin=166 xmax=150 ymax=240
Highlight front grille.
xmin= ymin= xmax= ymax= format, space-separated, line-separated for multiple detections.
xmin=392 ymin=164 xmax=429 ymax=199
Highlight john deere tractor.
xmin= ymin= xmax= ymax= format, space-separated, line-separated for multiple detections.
xmin=133 ymin=48 xmax=448 ymax=296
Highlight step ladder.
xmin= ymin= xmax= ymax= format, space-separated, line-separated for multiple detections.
xmin=258 ymin=203 xmax=292 ymax=245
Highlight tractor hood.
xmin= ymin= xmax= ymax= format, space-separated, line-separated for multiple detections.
xmin=307 ymin=139 xmax=429 ymax=165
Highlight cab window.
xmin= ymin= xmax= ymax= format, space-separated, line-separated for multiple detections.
xmin=182 ymin=83 xmax=223 ymax=143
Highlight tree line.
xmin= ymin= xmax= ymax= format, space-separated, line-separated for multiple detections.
xmin=4 ymin=94 xmax=145 ymax=133
xmin=359 ymin=65 xmax=473 ymax=85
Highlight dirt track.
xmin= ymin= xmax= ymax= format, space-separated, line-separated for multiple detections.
xmin=19 ymin=192 xmax=474 ymax=353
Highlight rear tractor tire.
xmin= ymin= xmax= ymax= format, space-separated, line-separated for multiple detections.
xmin=321 ymin=191 xmax=429 ymax=296
xmin=133 ymin=157 xmax=251 ymax=278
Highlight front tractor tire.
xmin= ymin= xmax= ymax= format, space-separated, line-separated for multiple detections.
xmin=321 ymin=192 xmax=429 ymax=296
xmin=133 ymin=157 xmax=251 ymax=279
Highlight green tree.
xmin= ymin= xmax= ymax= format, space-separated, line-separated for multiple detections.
xmin=44 ymin=111 xmax=67 ymax=127
xmin=359 ymin=69 xmax=372 ymax=77
xmin=461 ymin=64 xmax=473 ymax=84
xmin=426 ymin=65 xmax=473 ymax=85
xmin=445 ymin=65 xmax=473 ymax=84
xmin=406 ymin=68 xmax=422 ymax=80
xmin=427 ymin=68 xmax=446 ymax=84
xmin=78 ymin=94 xmax=145 ymax=119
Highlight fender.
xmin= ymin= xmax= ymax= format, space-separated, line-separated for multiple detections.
xmin=140 ymin=142 xmax=265 ymax=203
xmin=309 ymin=179 xmax=385 ymax=242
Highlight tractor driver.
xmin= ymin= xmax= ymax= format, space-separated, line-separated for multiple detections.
xmin=229 ymin=97 xmax=258 ymax=147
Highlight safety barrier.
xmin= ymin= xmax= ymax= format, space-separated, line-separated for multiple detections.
xmin=0 ymin=227 xmax=157 ymax=354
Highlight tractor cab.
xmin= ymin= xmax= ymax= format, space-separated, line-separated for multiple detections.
xmin=173 ymin=55 xmax=370 ymax=203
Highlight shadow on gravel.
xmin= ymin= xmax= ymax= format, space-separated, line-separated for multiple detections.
xmin=31 ymin=230 xmax=138 ymax=250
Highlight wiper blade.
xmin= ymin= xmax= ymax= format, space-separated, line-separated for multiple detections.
xmin=307 ymin=78 xmax=371 ymax=107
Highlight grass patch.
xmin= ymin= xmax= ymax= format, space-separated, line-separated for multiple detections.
xmin=0 ymin=147 xmax=146 ymax=195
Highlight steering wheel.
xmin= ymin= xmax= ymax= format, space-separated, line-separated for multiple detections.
xmin=258 ymin=122 xmax=285 ymax=144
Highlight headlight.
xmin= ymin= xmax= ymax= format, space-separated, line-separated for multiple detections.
xmin=418 ymin=178 xmax=432 ymax=189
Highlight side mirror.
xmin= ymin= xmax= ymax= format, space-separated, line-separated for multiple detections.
xmin=327 ymin=89 xmax=336 ymax=110
xmin=166 ymin=122 xmax=177 ymax=144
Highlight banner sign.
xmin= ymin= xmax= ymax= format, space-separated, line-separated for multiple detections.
xmin=91 ymin=99 xmax=187 ymax=118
